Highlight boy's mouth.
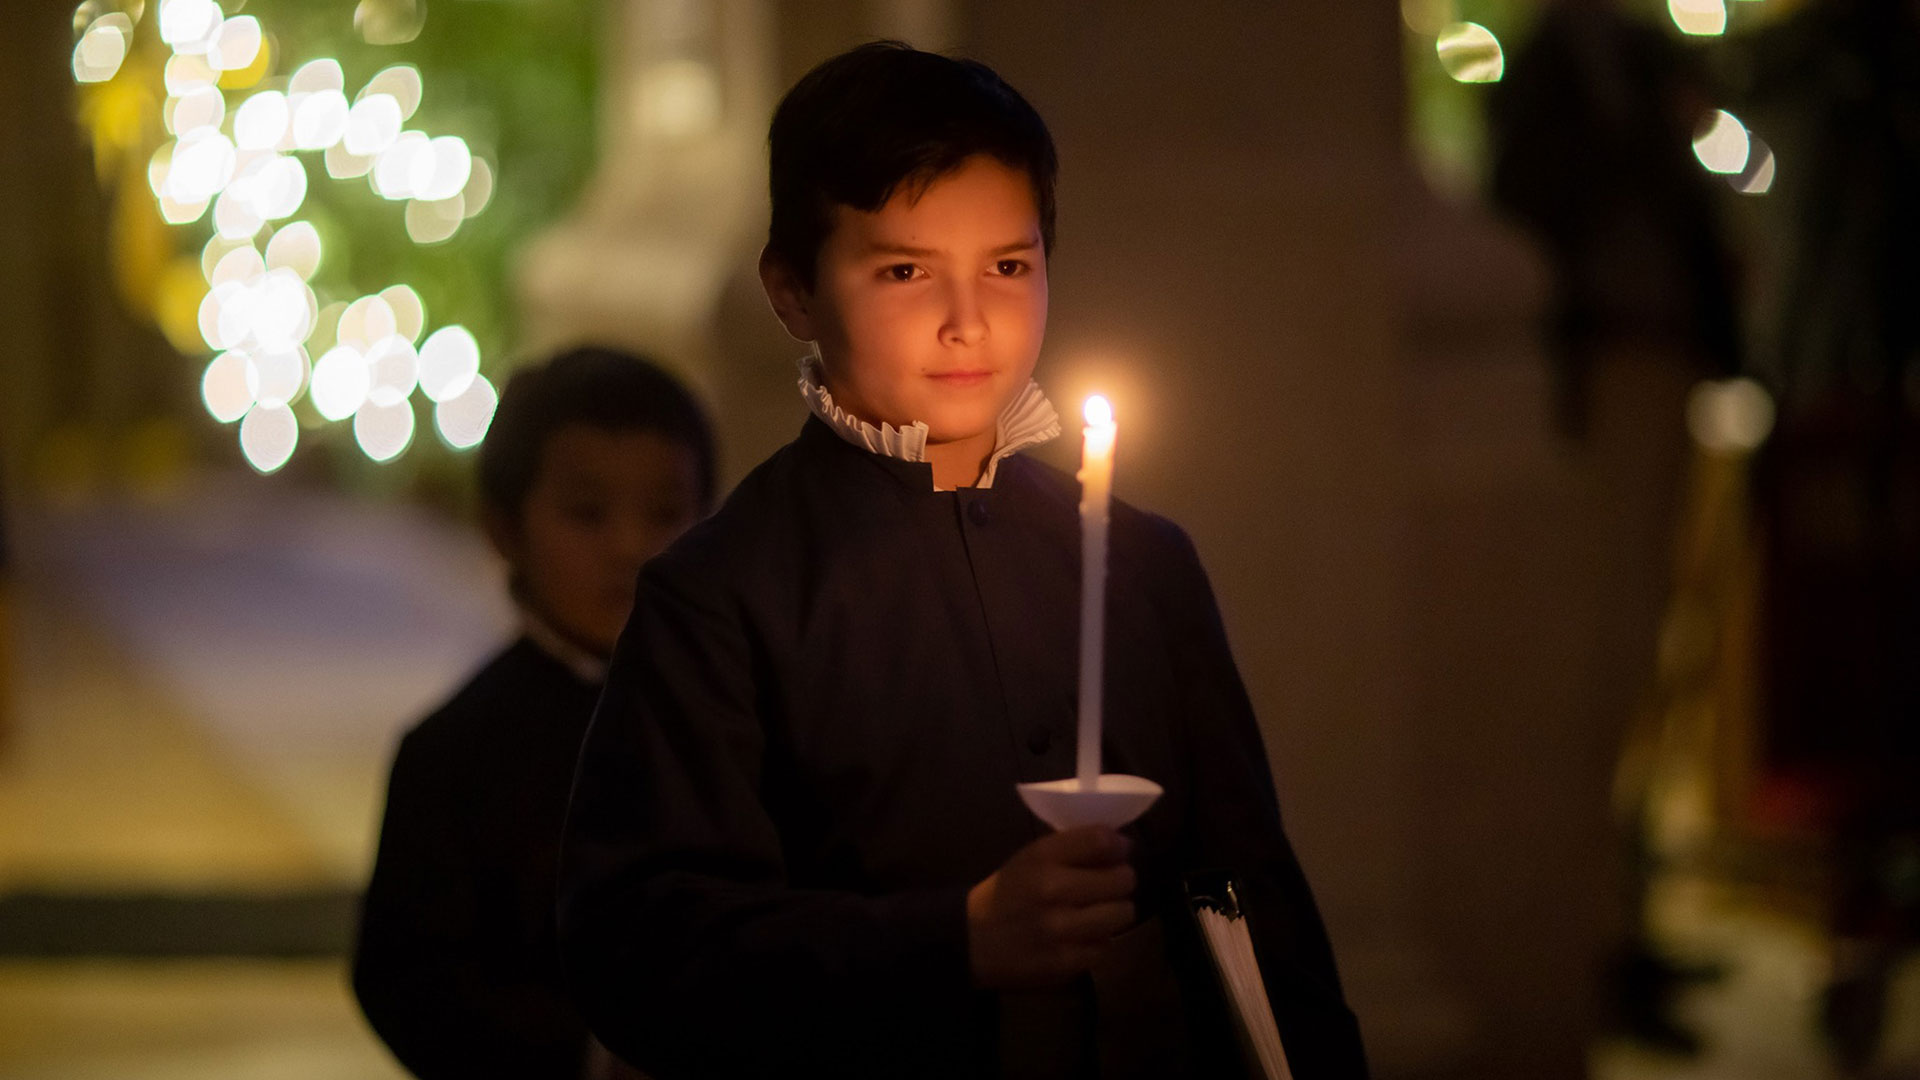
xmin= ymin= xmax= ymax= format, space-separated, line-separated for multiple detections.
xmin=926 ymin=369 xmax=994 ymax=388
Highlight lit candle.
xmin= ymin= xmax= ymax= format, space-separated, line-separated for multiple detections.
xmin=1077 ymin=395 xmax=1116 ymax=789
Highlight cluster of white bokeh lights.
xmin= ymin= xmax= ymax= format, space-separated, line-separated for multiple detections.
xmin=75 ymin=0 xmax=501 ymax=474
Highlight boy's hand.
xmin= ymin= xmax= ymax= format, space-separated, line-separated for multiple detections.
xmin=966 ymin=826 xmax=1136 ymax=989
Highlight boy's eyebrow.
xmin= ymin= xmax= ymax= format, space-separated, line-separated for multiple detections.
xmin=862 ymin=237 xmax=1042 ymax=259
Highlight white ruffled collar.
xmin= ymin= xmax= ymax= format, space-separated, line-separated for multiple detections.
xmin=797 ymin=354 xmax=1061 ymax=490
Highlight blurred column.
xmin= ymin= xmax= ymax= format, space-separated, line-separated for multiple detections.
xmin=0 ymin=470 xmax=11 ymax=756
xmin=963 ymin=2 xmax=1470 ymax=1074
xmin=515 ymin=0 xmax=775 ymax=399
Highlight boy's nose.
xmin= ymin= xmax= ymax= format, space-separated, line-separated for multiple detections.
xmin=938 ymin=281 xmax=988 ymax=348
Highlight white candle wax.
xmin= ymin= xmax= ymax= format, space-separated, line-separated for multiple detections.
xmin=1077 ymin=395 xmax=1116 ymax=789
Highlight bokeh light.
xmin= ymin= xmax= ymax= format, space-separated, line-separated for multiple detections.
xmin=234 ymin=90 xmax=290 ymax=151
xmin=417 ymin=324 xmax=479 ymax=402
xmin=198 ymin=267 xmax=318 ymax=354
xmin=148 ymin=142 xmax=175 ymax=199
xmin=289 ymin=58 xmax=345 ymax=96
xmin=379 ymin=284 xmax=425 ymax=343
xmin=1669 ymin=0 xmax=1728 ymax=36
xmin=1436 ymin=22 xmax=1503 ymax=84
xmin=360 ymin=64 xmax=423 ymax=120
xmin=462 ymin=157 xmax=494 ymax=218
xmin=422 ymin=136 xmax=471 ymax=201
xmin=353 ymin=400 xmax=416 ymax=461
xmin=199 ymin=282 xmax=242 ymax=350
xmin=159 ymin=0 xmax=221 ymax=52
xmin=265 ymin=221 xmax=322 ymax=280
xmin=223 ymin=153 xmax=307 ymax=224
xmin=209 ymin=243 xmax=263 ymax=287
xmin=405 ymin=195 xmax=464 ymax=244
xmin=292 ymin=89 xmax=350 ymax=150
xmin=310 ymin=346 xmax=371 ymax=421
xmin=213 ymin=185 xmax=265 ymax=240
xmin=217 ymin=33 xmax=272 ymax=91
xmin=372 ymin=130 xmax=433 ymax=200
xmin=1401 ymin=0 xmax=1458 ymax=36
xmin=355 ymin=0 xmax=427 ymax=46
xmin=166 ymin=86 xmax=226 ymax=136
xmin=239 ymin=403 xmax=299 ymax=473
xmin=1692 ymin=110 xmax=1750 ymax=174
xmin=201 ymin=234 xmax=250 ymax=281
xmin=244 ymin=346 xmax=308 ymax=408
xmin=365 ymin=334 xmax=420 ymax=406
xmin=337 ymin=294 xmax=398 ymax=352
xmin=1731 ymin=137 xmax=1776 ymax=195
xmin=165 ymin=127 xmax=236 ymax=204
xmin=72 ymin=14 xmax=132 ymax=84
xmin=164 ymin=53 xmax=218 ymax=96
xmin=71 ymin=0 xmax=101 ymax=36
xmin=201 ymin=350 xmax=254 ymax=422
xmin=325 ymin=142 xmax=376 ymax=180
xmin=1687 ymin=378 xmax=1775 ymax=453
xmin=434 ymin=374 xmax=497 ymax=450
xmin=215 ymin=283 xmax=254 ymax=350
xmin=343 ymin=93 xmax=402 ymax=156
xmin=207 ymin=15 xmax=262 ymax=72
xmin=160 ymin=193 xmax=211 ymax=225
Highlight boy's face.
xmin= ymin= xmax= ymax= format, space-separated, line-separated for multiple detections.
xmin=764 ymin=155 xmax=1048 ymax=446
xmin=490 ymin=426 xmax=704 ymax=660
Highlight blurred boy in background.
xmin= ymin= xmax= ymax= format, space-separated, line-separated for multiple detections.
xmin=355 ymin=347 xmax=715 ymax=1079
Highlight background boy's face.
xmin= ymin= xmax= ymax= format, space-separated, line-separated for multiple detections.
xmin=772 ymin=155 xmax=1049 ymax=444
xmin=491 ymin=426 xmax=704 ymax=659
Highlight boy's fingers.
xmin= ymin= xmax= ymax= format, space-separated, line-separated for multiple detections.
xmin=1037 ymin=862 xmax=1136 ymax=906
xmin=1051 ymin=899 xmax=1135 ymax=943
xmin=1038 ymin=826 xmax=1131 ymax=868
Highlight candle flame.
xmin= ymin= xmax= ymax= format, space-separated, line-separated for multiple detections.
xmin=1083 ymin=394 xmax=1113 ymax=428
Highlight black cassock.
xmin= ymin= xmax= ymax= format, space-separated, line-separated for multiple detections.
xmin=355 ymin=639 xmax=600 ymax=1079
xmin=559 ymin=417 xmax=1367 ymax=1079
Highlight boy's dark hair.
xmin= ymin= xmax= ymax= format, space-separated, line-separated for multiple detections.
xmin=766 ymin=41 xmax=1057 ymax=288
xmin=479 ymin=346 xmax=717 ymax=519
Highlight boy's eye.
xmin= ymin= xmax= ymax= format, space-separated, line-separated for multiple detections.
xmin=882 ymin=263 xmax=922 ymax=283
xmin=994 ymin=259 xmax=1029 ymax=278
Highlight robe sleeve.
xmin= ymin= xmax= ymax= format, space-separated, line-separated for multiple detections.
xmin=1156 ymin=522 xmax=1371 ymax=1078
xmin=353 ymin=729 xmax=590 ymax=1079
xmin=557 ymin=553 xmax=978 ymax=1077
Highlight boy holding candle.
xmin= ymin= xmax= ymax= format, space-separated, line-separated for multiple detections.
xmin=559 ymin=43 xmax=1366 ymax=1078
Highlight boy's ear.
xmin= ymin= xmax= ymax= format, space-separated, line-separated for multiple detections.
xmin=758 ymin=246 xmax=817 ymax=344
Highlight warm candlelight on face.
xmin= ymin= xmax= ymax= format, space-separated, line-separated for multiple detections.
xmin=1077 ymin=394 xmax=1116 ymax=789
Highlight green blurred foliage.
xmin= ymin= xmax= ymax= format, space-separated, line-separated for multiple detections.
xmin=236 ymin=0 xmax=598 ymax=363
xmin=192 ymin=0 xmax=600 ymax=494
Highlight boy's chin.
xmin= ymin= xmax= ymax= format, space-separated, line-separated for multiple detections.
xmin=922 ymin=417 xmax=1000 ymax=447
xmin=917 ymin=400 xmax=1007 ymax=446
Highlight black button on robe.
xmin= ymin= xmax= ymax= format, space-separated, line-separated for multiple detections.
xmin=559 ymin=417 xmax=1366 ymax=1078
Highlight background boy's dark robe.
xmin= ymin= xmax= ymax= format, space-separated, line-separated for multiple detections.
xmin=559 ymin=417 xmax=1367 ymax=1079
xmin=355 ymin=639 xmax=602 ymax=1079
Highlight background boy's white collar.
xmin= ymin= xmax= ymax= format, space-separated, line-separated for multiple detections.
xmin=519 ymin=605 xmax=608 ymax=685
xmin=796 ymin=353 xmax=1061 ymax=490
